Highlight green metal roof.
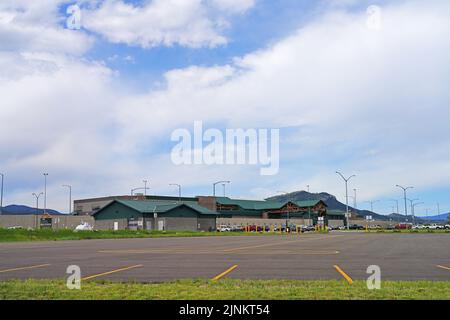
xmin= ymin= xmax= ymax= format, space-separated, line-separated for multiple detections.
xmin=326 ymin=210 xmax=346 ymax=216
xmin=95 ymin=200 xmax=217 ymax=215
xmin=293 ymin=200 xmax=324 ymax=208
xmin=216 ymin=197 xmax=326 ymax=211
xmin=215 ymin=197 xmax=285 ymax=210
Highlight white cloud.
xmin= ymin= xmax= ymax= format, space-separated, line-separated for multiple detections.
xmin=2 ymin=0 xmax=450 ymax=212
xmin=210 ymin=0 xmax=256 ymax=13
xmin=82 ymin=0 xmax=255 ymax=48
xmin=0 ymin=0 xmax=93 ymax=55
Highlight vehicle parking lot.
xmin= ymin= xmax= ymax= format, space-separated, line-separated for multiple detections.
xmin=0 ymin=232 xmax=449 ymax=283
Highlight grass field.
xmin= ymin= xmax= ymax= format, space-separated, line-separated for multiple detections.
xmin=0 ymin=228 xmax=280 ymax=242
xmin=0 ymin=228 xmax=448 ymax=242
xmin=0 ymin=279 xmax=449 ymax=300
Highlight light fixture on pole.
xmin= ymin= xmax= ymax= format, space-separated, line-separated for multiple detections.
xmin=396 ymin=185 xmax=413 ymax=221
xmin=169 ymin=183 xmax=182 ymax=202
xmin=336 ymin=171 xmax=356 ymax=230
xmin=62 ymin=185 xmax=72 ymax=214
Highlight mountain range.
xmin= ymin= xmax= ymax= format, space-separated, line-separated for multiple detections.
xmin=0 ymin=205 xmax=62 ymax=215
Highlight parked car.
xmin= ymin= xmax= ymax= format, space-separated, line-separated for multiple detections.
xmin=7 ymin=226 xmax=23 ymax=230
xmin=349 ymin=224 xmax=365 ymax=230
xmin=445 ymin=224 xmax=450 ymax=230
xmin=395 ymin=223 xmax=412 ymax=230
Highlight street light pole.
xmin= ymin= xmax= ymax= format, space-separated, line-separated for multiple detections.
xmin=32 ymin=192 xmax=43 ymax=214
xmin=407 ymin=198 xmax=419 ymax=220
xmin=213 ymin=181 xmax=230 ymax=197
xmin=396 ymin=185 xmax=413 ymax=221
xmin=143 ymin=180 xmax=148 ymax=196
xmin=336 ymin=172 xmax=356 ymax=230
xmin=0 ymin=173 xmax=4 ymax=215
xmin=43 ymin=173 xmax=48 ymax=214
xmin=365 ymin=200 xmax=380 ymax=213
xmin=169 ymin=184 xmax=182 ymax=202
xmin=411 ymin=201 xmax=423 ymax=224
xmin=62 ymin=185 xmax=72 ymax=214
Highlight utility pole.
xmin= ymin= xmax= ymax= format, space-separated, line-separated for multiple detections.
xmin=437 ymin=203 xmax=440 ymax=215
xmin=169 ymin=184 xmax=182 ymax=202
xmin=336 ymin=172 xmax=356 ymax=230
xmin=62 ymin=185 xmax=72 ymax=214
xmin=396 ymin=185 xmax=413 ymax=222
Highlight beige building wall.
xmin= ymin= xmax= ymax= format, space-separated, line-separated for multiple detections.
xmin=217 ymin=218 xmax=314 ymax=227
xmin=0 ymin=215 xmax=94 ymax=230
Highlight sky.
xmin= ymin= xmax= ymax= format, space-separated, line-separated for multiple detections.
xmin=0 ymin=0 xmax=449 ymax=216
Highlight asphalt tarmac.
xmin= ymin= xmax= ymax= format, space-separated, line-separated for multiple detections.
xmin=0 ymin=232 xmax=449 ymax=282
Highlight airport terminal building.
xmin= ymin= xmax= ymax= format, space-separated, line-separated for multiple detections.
xmin=74 ymin=194 xmax=345 ymax=231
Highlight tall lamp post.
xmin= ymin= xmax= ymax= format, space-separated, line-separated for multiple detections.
xmin=396 ymin=185 xmax=413 ymax=221
xmin=143 ymin=180 xmax=148 ymax=196
xmin=336 ymin=172 xmax=356 ymax=230
xmin=0 ymin=173 xmax=4 ymax=215
xmin=62 ymin=185 xmax=72 ymax=214
xmin=169 ymin=183 xmax=182 ymax=202
xmin=213 ymin=181 xmax=230 ymax=197
xmin=411 ymin=201 xmax=424 ymax=224
xmin=365 ymin=200 xmax=380 ymax=213
xmin=43 ymin=173 xmax=48 ymax=214
xmin=32 ymin=192 xmax=43 ymax=214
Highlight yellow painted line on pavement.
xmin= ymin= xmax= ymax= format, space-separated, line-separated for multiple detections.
xmin=223 ymin=235 xmax=341 ymax=252
xmin=212 ymin=265 xmax=238 ymax=281
xmin=436 ymin=265 xmax=450 ymax=271
xmin=0 ymin=263 xmax=51 ymax=273
xmin=333 ymin=265 xmax=353 ymax=284
xmin=82 ymin=264 xmax=143 ymax=281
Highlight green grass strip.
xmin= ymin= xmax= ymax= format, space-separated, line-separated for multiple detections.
xmin=0 ymin=279 xmax=449 ymax=300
